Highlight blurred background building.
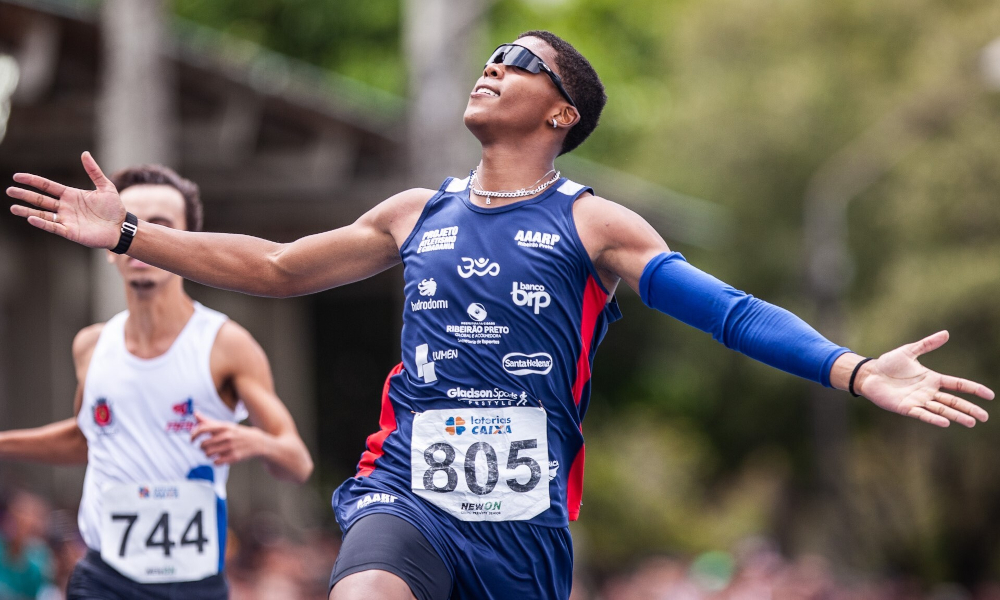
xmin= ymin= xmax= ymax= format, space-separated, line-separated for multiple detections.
xmin=1 ymin=0 xmax=1000 ymax=598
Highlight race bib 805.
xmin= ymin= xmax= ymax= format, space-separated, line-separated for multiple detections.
xmin=100 ymin=481 xmax=219 ymax=584
xmin=410 ymin=407 xmax=549 ymax=521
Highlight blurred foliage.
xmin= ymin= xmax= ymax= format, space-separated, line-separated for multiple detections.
xmin=172 ymin=0 xmax=404 ymax=94
xmin=173 ymin=0 xmax=1000 ymax=586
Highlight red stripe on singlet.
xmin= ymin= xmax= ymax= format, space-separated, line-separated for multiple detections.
xmin=571 ymin=276 xmax=607 ymax=406
xmin=567 ymin=437 xmax=586 ymax=521
xmin=355 ymin=363 xmax=405 ymax=477
xmin=567 ymin=276 xmax=607 ymax=520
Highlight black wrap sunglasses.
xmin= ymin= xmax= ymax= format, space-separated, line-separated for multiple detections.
xmin=485 ymin=44 xmax=576 ymax=108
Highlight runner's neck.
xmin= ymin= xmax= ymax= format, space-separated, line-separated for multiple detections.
xmin=123 ymin=280 xmax=195 ymax=359
xmin=471 ymin=144 xmax=558 ymax=207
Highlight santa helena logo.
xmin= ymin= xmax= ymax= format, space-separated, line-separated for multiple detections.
xmin=457 ymin=257 xmax=500 ymax=278
xmin=515 ymin=230 xmax=561 ymax=250
xmin=93 ymin=398 xmax=113 ymax=427
xmin=417 ymin=226 xmax=458 ymax=253
xmin=502 ymin=352 xmax=554 ymax=376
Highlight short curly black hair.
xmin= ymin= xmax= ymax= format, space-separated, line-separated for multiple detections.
xmin=518 ymin=30 xmax=606 ymax=155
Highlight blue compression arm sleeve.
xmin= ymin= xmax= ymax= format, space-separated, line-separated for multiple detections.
xmin=638 ymin=252 xmax=850 ymax=387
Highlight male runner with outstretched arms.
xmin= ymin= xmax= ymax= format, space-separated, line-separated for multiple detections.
xmin=8 ymin=31 xmax=994 ymax=600
xmin=2 ymin=165 xmax=313 ymax=599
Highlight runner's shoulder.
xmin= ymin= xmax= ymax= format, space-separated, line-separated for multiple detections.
xmin=72 ymin=323 xmax=105 ymax=363
xmin=366 ymin=187 xmax=438 ymax=240
xmin=210 ymin=320 xmax=269 ymax=375
xmin=572 ymin=193 xmax=653 ymax=243
xmin=373 ymin=187 xmax=437 ymax=220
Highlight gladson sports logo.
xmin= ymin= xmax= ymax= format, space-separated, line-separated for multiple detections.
xmin=502 ymin=352 xmax=553 ymax=376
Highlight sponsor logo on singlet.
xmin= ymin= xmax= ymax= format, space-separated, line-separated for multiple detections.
xmin=502 ymin=352 xmax=554 ymax=376
xmin=446 ymin=387 xmax=530 ymax=407
xmin=457 ymin=257 xmax=500 ymax=278
xmin=415 ymin=344 xmax=458 ymax=383
xmin=514 ymin=230 xmax=561 ymax=250
xmin=466 ymin=303 xmax=488 ymax=321
xmin=356 ymin=493 xmax=398 ymax=510
xmin=417 ymin=226 xmax=459 ymax=253
xmin=548 ymin=461 xmax=559 ymax=481
xmin=166 ymin=398 xmax=197 ymax=433
xmin=444 ymin=300 xmax=509 ymax=345
xmin=510 ymin=282 xmax=551 ymax=315
xmin=411 ymin=278 xmax=448 ymax=312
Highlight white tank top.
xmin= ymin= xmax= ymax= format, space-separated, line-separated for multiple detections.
xmin=76 ymin=302 xmax=247 ymax=552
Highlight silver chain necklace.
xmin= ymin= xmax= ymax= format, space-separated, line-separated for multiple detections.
xmin=469 ymin=168 xmax=560 ymax=204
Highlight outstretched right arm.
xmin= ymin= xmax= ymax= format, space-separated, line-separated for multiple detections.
xmin=0 ymin=324 xmax=100 ymax=465
xmin=8 ymin=152 xmax=434 ymax=298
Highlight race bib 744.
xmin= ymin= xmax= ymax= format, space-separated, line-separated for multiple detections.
xmin=100 ymin=481 xmax=219 ymax=583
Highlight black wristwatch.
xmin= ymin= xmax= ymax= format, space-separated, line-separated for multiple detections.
xmin=111 ymin=212 xmax=139 ymax=255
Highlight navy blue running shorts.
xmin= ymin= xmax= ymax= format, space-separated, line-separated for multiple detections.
xmin=333 ymin=475 xmax=574 ymax=600
xmin=66 ymin=550 xmax=228 ymax=600
xmin=329 ymin=513 xmax=452 ymax=600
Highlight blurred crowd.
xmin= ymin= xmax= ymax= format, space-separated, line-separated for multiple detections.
xmin=586 ymin=539 xmax=1000 ymax=600
xmin=5 ymin=488 xmax=1000 ymax=600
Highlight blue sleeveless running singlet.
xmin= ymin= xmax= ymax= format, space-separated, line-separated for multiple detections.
xmin=334 ymin=174 xmax=621 ymax=531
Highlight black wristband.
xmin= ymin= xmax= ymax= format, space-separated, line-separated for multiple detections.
xmin=111 ymin=212 xmax=138 ymax=255
xmin=849 ymin=357 xmax=874 ymax=397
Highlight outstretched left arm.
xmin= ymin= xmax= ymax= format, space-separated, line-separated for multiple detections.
xmin=574 ymin=194 xmax=994 ymax=427
xmin=192 ymin=322 xmax=314 ymax=483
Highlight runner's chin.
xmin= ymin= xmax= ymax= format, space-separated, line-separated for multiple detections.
xmin=129 ymin=280 xmax=156 ymax=291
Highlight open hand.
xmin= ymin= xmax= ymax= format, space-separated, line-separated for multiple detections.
xmin=858 ymin=330 xmax=994 ymax=428
xmin=190 ymin=412 xmax=262 ymax=466
xmin=7 ymin=152 xmax=125 ymax=249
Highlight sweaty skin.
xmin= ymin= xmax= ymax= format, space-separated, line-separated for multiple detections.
xmin=5 ymin=34 xmax=994 ymax=600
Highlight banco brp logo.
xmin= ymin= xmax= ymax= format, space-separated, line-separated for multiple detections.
xmin=511 ymin=282 xmax=551 ymax=315
xmin=445 ymin=416 xmax=466 ymax=435
xmin=138 ymin=486 xmax=150 ymax=499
